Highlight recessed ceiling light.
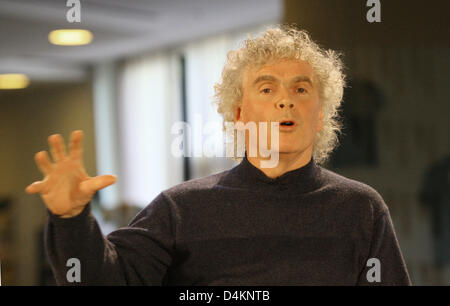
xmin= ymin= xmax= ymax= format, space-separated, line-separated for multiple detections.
xmin=0 ymin=74 xmax=30 ymax=89
xmin=48 ymin=29 xmax=93 ymax=46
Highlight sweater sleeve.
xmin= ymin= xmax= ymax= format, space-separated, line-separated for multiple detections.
xmin=357 ymin=209 xmax=412 ymax=285
xmin=45 ymin=193 xmax=175 ymax=285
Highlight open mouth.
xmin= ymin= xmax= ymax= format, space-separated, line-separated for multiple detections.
xmin=279 ymin=120 xmax=295 ymax=127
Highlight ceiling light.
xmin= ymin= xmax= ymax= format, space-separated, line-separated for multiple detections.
xmin=0 ymin=74 xmax=30 ymax=89
xmin=48 ymin=29 xmax=93 ymax=46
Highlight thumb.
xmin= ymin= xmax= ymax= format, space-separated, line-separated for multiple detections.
xmin=25 ymin=181 xmax=44 ymax=194
xmin=80 ymin=175 xmax=117 ymax=194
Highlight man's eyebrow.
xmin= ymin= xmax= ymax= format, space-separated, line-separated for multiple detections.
xmin=252 ymin=75 xmax=314 ymax=86
xmin=252 ymin=75 xmax=278 ymax=86
xmin=290 ymin=75 xmax=313 ymax=86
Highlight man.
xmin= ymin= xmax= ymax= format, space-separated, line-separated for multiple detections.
xmin=25 ymin=26 xmax=411 ymax=285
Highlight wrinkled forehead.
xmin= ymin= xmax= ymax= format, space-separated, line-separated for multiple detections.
xmin=242 ymin=57 xmax=317 ymax=85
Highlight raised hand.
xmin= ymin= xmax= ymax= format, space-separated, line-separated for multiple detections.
xmin=25 ymin=130 xmax=117 ymax=218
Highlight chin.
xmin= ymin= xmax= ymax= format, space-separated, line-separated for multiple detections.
xmin=275 ymin=142 xmax=303 ymax=154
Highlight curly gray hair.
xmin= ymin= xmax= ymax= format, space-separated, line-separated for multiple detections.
xmin=213 ymin=25 xmax=346 ymax=166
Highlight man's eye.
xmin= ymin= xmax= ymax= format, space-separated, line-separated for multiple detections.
xmin=297 ymin=87 xmax=306 ymax=93
xmin=261 ymin=88 xmax=271 ymax=94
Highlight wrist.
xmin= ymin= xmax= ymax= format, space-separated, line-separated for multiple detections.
xmin=58 ymin=206 xmax=86 ymax=219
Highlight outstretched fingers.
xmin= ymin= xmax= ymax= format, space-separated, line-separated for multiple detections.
xmin=34 ymin=151 xmax=54 ymax=175
xmin=79 ymin=175 xmax=117 ymax=195
xmin=69 ymin=130 xmax=84 ymax=161
xmin=48 ymin=133 xmax=67 ymax=163
xmin=25 ymin=181 xmax=44 ymax=194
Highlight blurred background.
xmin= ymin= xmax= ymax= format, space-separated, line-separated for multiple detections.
xmin=0 ymin=0 xmax=448 ymax=285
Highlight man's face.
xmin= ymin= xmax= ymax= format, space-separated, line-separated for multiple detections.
xmin=235 ymin=58 xmax=323 ymax=157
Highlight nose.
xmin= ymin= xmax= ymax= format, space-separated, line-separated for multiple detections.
xmin=275 ymin=100 xmax=295 ymax=110
xmin=275 ymin=87 xmax=295 ymax=110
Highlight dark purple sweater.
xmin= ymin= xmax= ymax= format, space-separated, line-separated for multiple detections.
xmin=45 ymin=156 xmax=412 ymax=285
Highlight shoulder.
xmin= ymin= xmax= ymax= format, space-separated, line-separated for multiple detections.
xmin=160 ymin=169 xmax=231 ymax=202
xmin=318 ymin=167 xmax=389 ymax=220
xmin=128 ymin=170 xmax=231 ymax=225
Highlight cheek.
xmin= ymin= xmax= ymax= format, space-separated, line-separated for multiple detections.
xmin=246 ymin=98 xmax=275 ymax=122
xmin=241 ymin=99 xmax=269 ymax=122
xmin=309 ymin=108 xmax=322 ymax=132
xmin=295 ymin=103 xmax=320 ymax=129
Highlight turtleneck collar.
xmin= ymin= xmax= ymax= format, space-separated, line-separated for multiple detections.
xmin=231 ymin=153 xmax=324 ymax=195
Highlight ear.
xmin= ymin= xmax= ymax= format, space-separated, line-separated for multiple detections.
xmin=234 ymin=106 xmax=242 ymax=123
xmin=317 ymin=108 xmax=324 ymax=132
